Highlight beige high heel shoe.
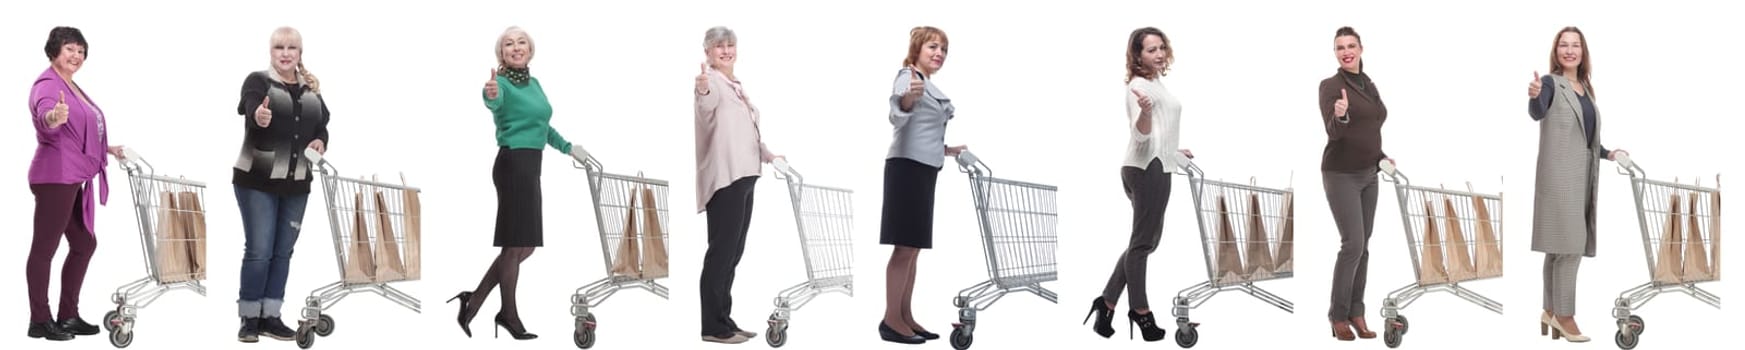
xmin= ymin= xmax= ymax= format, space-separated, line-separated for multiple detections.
xmin=1543 ymin=314 xmax=1590 ymax=343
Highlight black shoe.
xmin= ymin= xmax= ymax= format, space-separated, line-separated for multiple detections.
xmin=878 ymin=321 xmax=925 ymax=344
xmin=237 ymin=317 xmax=261 ymax=343
xmin=493 ymin=313 xmax=537 ymax=340
xmin=58 ymin=317 xmax=100 ymax=336
xmin=447 ymin=291 xmax=477 ymax=338
xmin=1084 ymin=297 xmax=1115 ymax=338
xmin=1126 ymin=310 xmax=1167 ymax=342
xmin=28 ymin=321 xmax=74 ymax=341
xmin=913 ymin=329 xmax=940 ymax=340
xmin=258 ymin=317 xmax=297 ymax=341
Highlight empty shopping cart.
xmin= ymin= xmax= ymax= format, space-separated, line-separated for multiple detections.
xmin=763 ymin=160 xmax=854 ymax=348
xmin=1376 ymin=160 xmax=1506 ymax=348
xmin=944 ymin=150 xmax=1060 ymax=350
xmin=1610 ymin=155 xmax=1721 ymax=350
xmin=570 ymin=154 xmax=671 ymax=349
xmin=296 ymin=150 xmax=423 ymax=349
xmin=1171 ymin=153 xmax=1294 ymax=348
xmin=103 ymin=148 xmax=210 ymax=348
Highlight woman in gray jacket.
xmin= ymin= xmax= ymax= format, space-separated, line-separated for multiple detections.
xmin=1526 ymin=26 xmax=1627 ymax=344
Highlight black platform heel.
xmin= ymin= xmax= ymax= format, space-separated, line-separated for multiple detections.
xmin=1084 ymin=297 xmax=1115 ymax=338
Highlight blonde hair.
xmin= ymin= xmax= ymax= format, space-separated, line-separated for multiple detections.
xmin=271 ymin=27 xmax=319 ymax=94
xmin=495 ymin=26 xmax=535 ymax=68
xmin=902 ymin=26 xmax=948 ymax=69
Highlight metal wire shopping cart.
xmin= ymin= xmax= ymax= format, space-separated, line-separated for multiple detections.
xmin=295 ymin=150 xmax=423 ymax=349
xmin=103 ymin=148 xmax=209 ymax=348
xmin=944 ymin=150 xmax=1059 ymax=350
xmin=569 ymin=154 xmax=671 ymax=349
xmin=1170 ymin=154 xmax=1294 ymax=349
xmin=1609 ymin=155 xmax=1721 ymax=350
xmin=762 ymin=160 xmax=854 ymax=348
xmin=1375 ymin=160 xmax=1505 ymax=348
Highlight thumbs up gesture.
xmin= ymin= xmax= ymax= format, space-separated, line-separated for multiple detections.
xmin=484 ymin=68 xmax=501 ymax=100
xmin=1332 ymin=88 xmax=1350 ymax=118
xmin=905 ymin=66 xmax=925 ymax=99
xmin=1528 ymin=71 xmax=1543 ymax=98
xmin=255 ymin=96 xmax=273 ymax=128
xmin=46 ymin=91 xmax=70 ymax=129
xmin=1131 ymin=88 xmax=1153 ymax=112
xmin=696 ymin=63 xmax=711 ymax=95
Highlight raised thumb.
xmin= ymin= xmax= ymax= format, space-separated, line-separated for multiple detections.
xmin=1341 ymin=89 xmax=1348 ymax=100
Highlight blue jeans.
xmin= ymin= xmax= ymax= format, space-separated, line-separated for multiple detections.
xmin=234 ymin=185 xmax=309 ymax=318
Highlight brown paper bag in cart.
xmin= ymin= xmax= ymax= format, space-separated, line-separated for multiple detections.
xmin=1472 ymin=195 xmax=1504 ymax=278
xmin=1682 ymin=193 xmax=1714 ymax=282
xmin=177 ymin=191 xmax=208 ymax=281
xmin=1243 ymin=194 xmax=1274 ymax=279
xmin=1652 ymin=194 xmax=1683 ymax=284
xmin=1442 ymin=197 xmax=1477 ymax=282
xmin=609 ymin=190 xmax=642 ymax=278
xmin=400 ymin=174 xmax=423 ymax=281
xmin=1213 ymin=196 xmax=1245 ymax=284
xmin=372 ymin=186 xmax=407 ymax=283
xmin=1273 ymin=192 xmax=1294 ymax=273
xmin=637 ymin=186 xmax=669 ymax=279
xmin=154 ymin=192 xmax=191 ymax=283
xmin=1419 ymin=200 xmax=1449 ymax=285
xmin=342 ymin=193 xmax=377 ymax=284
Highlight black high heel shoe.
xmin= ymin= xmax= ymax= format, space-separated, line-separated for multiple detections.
xmin=1084 ymin=297 xmax=1115 ymax=338
xmin=446 ymin=291 xmax=476 ymax=338
xmin=494 ymin=313 xmax=538 ymax=340
xmin=1126 ymin=310 xmax=1166 ymax=342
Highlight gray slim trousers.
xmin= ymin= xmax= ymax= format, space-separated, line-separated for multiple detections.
xmin=1324 ymin=169 xmax=1378 ymax=321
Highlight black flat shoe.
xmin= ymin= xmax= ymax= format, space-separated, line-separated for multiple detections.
xmin=58 ymin=317 xmax=100 ymax=336
xmin=447 ymin=291 xmax=476 ymax=338
xmin=1084 ymin=296 xmax=1115 ymax=338
xmin=913 ymin=329 xmax=940 ymax=340
xmin=28 ymin=321 xmax=74 ymax=341
xmin=878 ymin=321 xmax=924 ymax=344
xmin=494 ymin=313 xmax=537 ymax=340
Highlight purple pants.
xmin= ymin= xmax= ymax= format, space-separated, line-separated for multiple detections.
xmin=27 ymin=183 xmax=97 ymax=323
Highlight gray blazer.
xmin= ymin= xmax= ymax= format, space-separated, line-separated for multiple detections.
xmin=1529 ymin=74 xmax=1604 ymax=257
xmin=887 ymin=67 xmax=954 ymax=169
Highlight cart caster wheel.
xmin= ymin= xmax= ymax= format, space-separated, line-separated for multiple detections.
xmin=1174 ymin=326 xmax=1198 ymax=348
xmin=1627 ymin=315 xmax=1644 ymax=335
xmin=766 ymin=326 xmax=787 ymax=348
xmin=1615 ymin=330 xmax=1638 ymax=350
xmin=1383 ymin=327 xmax=1403 ymax=348
xmin=314 ymin=314 xmax=334 ymax=337
xmin=574 ymin=328 xmax=596 ymax=349
xmin=109 ymin=327 xmax=134 ymax=348
xmin=949 ymin=328 xmax=973 ymax=350
xmin=104 ymin=310 xmax=122 ymax=332
xmin=1393 ymin=315 xmax=1410 ymax=334
xmin=296 ymin=327 xmax=316 ymax=349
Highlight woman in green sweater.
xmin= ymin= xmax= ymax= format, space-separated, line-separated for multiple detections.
xmin=448 ymin=26 xmax=590 ymax=341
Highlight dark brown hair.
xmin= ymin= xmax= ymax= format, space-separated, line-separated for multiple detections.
xmin=902 ymin=26 xmax=949 ymax=70
xmin=44 ymin=26 xmax=87 ymax=61
xmin=1125 ymin=27 xmax=1172 ymax=83
xmin=1335 ymin=26 xmax=1362 ymax=71
xmin=1548 ymin=26 xmax=1594 ymax=97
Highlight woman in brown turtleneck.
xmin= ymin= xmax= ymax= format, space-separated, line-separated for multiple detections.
xmin=1316 ymin=26 xmax=1393 ymax=342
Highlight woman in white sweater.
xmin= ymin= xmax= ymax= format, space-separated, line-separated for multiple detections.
xmin=1084 ymin=26 xmax=1190 ymax=342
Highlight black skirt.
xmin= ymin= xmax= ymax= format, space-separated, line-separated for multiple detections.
xmin=879 ymin=157 xmax=942 ymax=249
xmin=493 ymin=148 xmax=544 ymax=247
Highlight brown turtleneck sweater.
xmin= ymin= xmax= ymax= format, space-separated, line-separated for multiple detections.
xmin=1317 ymin=69 xmax=1388 ymax=172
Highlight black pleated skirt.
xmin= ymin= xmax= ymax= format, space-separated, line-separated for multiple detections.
xmin=879 ymin=157 xmax=941 ymax=249
xmin=493 ymin=148 xmax=543 ymax=247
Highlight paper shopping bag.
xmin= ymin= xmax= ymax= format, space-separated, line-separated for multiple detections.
xmin=154 ymin=192 xmax=191 ymax=283
xmin=1652 ymin=194 xmax=1683 ymax=284
xmin=1683 ymin=193 xmax=1714 ymax=282
xmin=1213 ymin=196 xmax=1245 ymax=284
xmin=373 ymin=189 xmax=407 ymax=283
xmin=1472 ymin=195 xmax=1504 ymax=278
xmin=1243 ymin=194 xmax=1274 ymax=279
xmin=610 ymin=190 xmax=643 ymax=278
xmin=1713 ymin=181 xmax=1722 ymax=280
xmin=401 ymin=175 xmax=422 ymax=281
xmin=1443 ymin=197 xmax=1477 ymax=282
xmin=1419 ymin=200 xmax=1449 ymax=285
xmin=177 ymin=191 xmax=208 ymax=281
xmin=638 ymin=186 xmax=669 ymax=279
xmin=1273 ymin=192 xmax=1294 ymax=273
xmin=342 ymin=193 xmax=377 ymax=284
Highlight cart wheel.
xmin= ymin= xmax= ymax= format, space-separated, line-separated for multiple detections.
xmin=574 ymin=328 xmax=596 ymax=349
xmin=1627 ymin=315 xmax=1644 ymax=335
xmin=296 ymin=326 xmax=316 ymax=349
xmin=1383 ymin=327 xmax=1403 ymax=348
xmin=1393 ymin=315 xmax=1410 ymax=334
xmin=1615 ymin=330 xmax=1638 ymax=350
xmin=104 ymin=310 xmax=122 ymax=332
xmin=1173 ymin=325 xmax=1198 ymax=348
xmin=314 ymin=315 xmax=334 ymax=337
xmin=109 ymin=327 xmax=134 ymax=348
xmin=766 ymin=325 xmax=787 ymax=348
xmin=949 ymin=328 xmax=973 ymax=350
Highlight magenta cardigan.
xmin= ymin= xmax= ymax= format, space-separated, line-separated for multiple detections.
xmin=29 ymin=67 xmax=110 ymax=233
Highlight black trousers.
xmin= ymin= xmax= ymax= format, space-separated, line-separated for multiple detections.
xmin=700 ymin=176 xmax=758 ymax=337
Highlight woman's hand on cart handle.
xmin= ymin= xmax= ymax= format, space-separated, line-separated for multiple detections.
xmin=1378 ymin=158 xmax=1398 ymax=176
xmin=771 ymin=157 xmax=797 ymax=180
xmin=945 ymin=145 xmax=968 ymax=157
xmin=1179 ymin=149 xmax=1194 ymax=159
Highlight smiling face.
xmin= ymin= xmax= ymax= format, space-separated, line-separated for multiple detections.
xmin=1140 ymin=34 xmax=1168 ymax=75
xmin=270 ymin=32 xmax=302 ymax=76
xmin=1335 ymin=35 xmax=1362 ymax=72
xmin=52 ymin=43 xmax=85 ymax=76
xmin=706 ymin=39 xmax=736 ymax=71
xmin=500 ymin=31 xmax=533 ymax=69
xmin=918 ymin=39 xmax=947 ymax=73
xmin=1555 ymin=32 xmax=1584 ymax=73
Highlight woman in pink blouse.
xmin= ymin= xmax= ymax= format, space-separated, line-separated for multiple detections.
xmin=25 ymin=26 xmax=126 ymax=342
xmin=693 ymin=26 xmax=785 ymax=345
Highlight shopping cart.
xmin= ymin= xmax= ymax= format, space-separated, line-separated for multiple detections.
xmin=943 ymin=150 xmax=1059 ymax=350
xmin=762 ymin=160 xmax=854 ymax=348
xmin=1610 ymin=155 xmax=1721 ymax=350
xmin=569 ymin=154 xmax=671 ymax=349
xmin=103 ymin=148 xmax=209 ymax=348
xmin=1170 ymin=153 xmax=1294 ymax=349
xmin=295 ymin=149 xmax=423 ymax=349
xmin=1375 ymin=160 xmax=1506 ymax=348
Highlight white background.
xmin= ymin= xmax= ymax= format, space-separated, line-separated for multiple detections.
xmin=0 ymin=0 xmax=1735 ymax=349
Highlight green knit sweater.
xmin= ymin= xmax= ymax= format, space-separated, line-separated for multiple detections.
xmin=484 ymin=75 xmax=572 ymax=154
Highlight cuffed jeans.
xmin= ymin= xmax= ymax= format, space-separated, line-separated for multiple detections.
xmin=235 ymin=185 xmax=309 ymax=318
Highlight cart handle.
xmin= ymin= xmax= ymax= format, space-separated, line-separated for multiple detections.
xmin=953 ymin=149 xmax=990 ymax=177
xmin=569 ymin=151 xmax=604 ymax=174
xmin=303 ymin=147 xmax=342 ymax=177
xmin=1173 ymin=150 xmax=1203 ymax=179
xmin=769 ymin=158 xmax=802 ymax=183
xmin=115 ymin=146 xmax=152 ymax=175
xmin=1613 ymin=151 xmax=1644 ymax=178
xmin=1377 ymin=159 xmax=1409 ymax=184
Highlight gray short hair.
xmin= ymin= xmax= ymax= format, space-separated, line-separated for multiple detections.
xmin=703 ymin=26 xmax=736 ymax=48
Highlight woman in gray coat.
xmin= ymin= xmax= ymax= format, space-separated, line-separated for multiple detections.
xmin=1526 ymin=26 xmax=1627 ymax=344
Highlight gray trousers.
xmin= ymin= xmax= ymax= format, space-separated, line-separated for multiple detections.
xmin=1324 ymin=169 xmax=1378 ymax=321
xmin=1543 ymin=254 xmax=1582 ymax=316
xmin=1103 ymin=159 xmax=1171 ymax=310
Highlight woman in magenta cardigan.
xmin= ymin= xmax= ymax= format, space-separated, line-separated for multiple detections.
xmin=26 ymin=26 xmax=126 ymax=342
